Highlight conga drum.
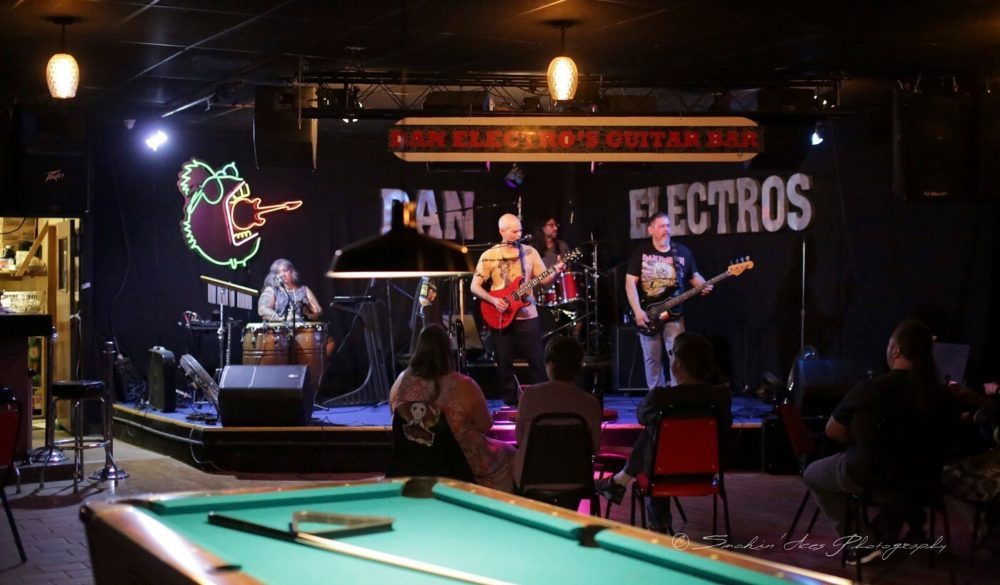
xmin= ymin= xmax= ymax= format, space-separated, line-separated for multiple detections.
xmin=288 ymin=322 xmax=329 ymax=391
xmin=241 ymin=323 xmax=290 ymax=365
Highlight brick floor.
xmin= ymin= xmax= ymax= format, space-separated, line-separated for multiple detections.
xmin=1 ymin=431 xmax=998 ymax=585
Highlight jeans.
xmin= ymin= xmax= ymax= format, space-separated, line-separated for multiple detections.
xmin=638 ymin=319 xmax=684 ymax=387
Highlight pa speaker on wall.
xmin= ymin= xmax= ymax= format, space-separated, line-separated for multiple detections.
xmin=218 ymin=364 xmax=313 ymax=427
xmin=614 ymin=326 xmax=647 ymax=392
xmin=147 ymin=346 xmax=177 ymax=413
xmin=893 ymin=91 xmax=976 ymax=200
xmin=2 ymin=105 xmax=89 ymax=216
xmin=253 ymin=85 xmax=317 ymax=169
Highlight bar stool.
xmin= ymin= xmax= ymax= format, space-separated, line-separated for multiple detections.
xmin=38 ymin=380 xmax=110 ymax=489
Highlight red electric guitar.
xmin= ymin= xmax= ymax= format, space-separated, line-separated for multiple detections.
xmin=480 ymin=248 xmax=582 ymax=330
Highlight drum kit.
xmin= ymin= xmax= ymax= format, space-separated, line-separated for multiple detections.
xmin=535 ymin=262 xmax=604 ymax=355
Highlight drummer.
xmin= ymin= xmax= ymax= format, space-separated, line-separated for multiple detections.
xmin=258 ymin=258 xmax=323 ymax=322
xmin=534 ymin=216 xmax=570 ymax=269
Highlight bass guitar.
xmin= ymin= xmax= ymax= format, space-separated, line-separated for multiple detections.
xmin=481 ymin=248 xmax=582 ymax=330
xmin=634 ymin=258 xmax=754 ymax=336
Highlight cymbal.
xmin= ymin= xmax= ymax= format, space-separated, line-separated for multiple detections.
xmin=573 ymin=238 xmax=613 ymax=246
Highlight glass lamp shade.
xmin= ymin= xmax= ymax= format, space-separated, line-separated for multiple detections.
xmin=547 ymin=56 xmax=578 ymax=102
xmin=46 ymin=53 xmax=79 ymax=99
xmin=327 ymin=226 xmax=474 ymax=279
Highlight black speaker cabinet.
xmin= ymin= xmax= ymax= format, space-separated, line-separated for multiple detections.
xmin=218 ymin=364 xmax=313 ymax=427
xmin=147 ymin=346 xmax=177 ymax=413
xmin=614 ymin=326 xmax=647 ymax=392
xmin=894 ymin=91 xmax=976 ymax=200
xmin=253 ymin=85 xmax=317 ymax=169
xmin=2 ymin=105 xmax=89 ymax=216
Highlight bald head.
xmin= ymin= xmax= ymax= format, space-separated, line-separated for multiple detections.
xmin=498 ymin=213 xmax=523 ymax=244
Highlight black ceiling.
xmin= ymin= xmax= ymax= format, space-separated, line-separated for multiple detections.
xmin=2 ymin=0 xmax=999 ymax=123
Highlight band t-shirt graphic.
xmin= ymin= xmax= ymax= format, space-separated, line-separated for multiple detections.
xmin=626 ymin=240 xmax=697 ymax=317
xmin=475 ymin=245 xmax=540 ymax=320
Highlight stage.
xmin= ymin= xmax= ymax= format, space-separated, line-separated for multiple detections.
xmin=111 ymin=393 xmax=778 ymax=475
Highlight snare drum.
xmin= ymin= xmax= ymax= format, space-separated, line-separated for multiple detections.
xmin=556 ymin=271 xmax=583 ymax=305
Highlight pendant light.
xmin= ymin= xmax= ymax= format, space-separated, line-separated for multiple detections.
xmin=547 ymin=23 xmax=578 ymax=103
xmin=46 ymin=16 xmax=81 ymax=99
xmin=327 ymin=201 xmax=474 ymax=278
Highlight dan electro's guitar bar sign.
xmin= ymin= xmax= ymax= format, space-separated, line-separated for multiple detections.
xmin=389 ymin=116 xmax=762 ymax=162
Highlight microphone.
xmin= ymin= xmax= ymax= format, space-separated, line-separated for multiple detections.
xmin=512 ymin=234 xmax=533 ymax=245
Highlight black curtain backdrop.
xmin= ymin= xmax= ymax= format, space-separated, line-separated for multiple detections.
xmin=83 ymin=83 xmax=1000 ymax=399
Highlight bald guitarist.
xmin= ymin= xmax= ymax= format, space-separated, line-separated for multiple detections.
xmin=472 ymin=213 xmax=561 ymax=406
xmin=626 ymin=212 xmax=712 ymax=388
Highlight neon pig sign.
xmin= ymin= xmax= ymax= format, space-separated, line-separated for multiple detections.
xmin=177 ymin=158 xmax=302 ymax=269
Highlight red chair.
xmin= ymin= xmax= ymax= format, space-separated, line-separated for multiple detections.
xmin=776 ymin=402 xmax=823 ymax=545
xmin=0 ymin=396 xmax=27 ymax=562
xmin=631 ymin=409 xmax=730 ymax=535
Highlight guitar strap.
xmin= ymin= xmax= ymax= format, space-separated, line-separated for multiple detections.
xmin=516 ymin=244 xmax=529 ymax=318
xmin=667 ymin=244 xmax=684 ymax=320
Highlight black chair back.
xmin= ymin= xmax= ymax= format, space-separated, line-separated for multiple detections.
xmin=386 ymin=401 xmax=474 ymax=482
xmin=517 ymin=413 xmax=596 ymax=509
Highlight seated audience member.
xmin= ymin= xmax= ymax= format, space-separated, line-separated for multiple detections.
xmin=942 ymin=380 xmax=1000 ymax=554
xmin=389 ymin=325 xmax=515 ymax=492
xmin=803 ymin=320 xmax=960 ymax=565
xmin=514 ymin=337 xmax=603 ymax=487
xmin=595 ymin=332 xmax=732 ymax=533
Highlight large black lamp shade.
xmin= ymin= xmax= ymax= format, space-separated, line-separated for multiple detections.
xmin=327 ymin=202 xmax=474 ymax=278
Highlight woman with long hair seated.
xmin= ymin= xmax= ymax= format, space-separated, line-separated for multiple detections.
xmin=389 ymin=324 xmax=515 ymax=492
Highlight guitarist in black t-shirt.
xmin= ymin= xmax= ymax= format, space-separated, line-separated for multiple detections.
xmin=625 ymin=212 xmax=711 ymax=387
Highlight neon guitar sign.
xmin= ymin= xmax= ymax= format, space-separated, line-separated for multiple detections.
xmin=177 ymin=158 xmax=302 ymax=269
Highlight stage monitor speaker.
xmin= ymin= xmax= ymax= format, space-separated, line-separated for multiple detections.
xmin=2 ymin=105 xmax=89 ymax=216
xmin=614 ymin=326 xmax=647 ymax=392
xmin=253 ymin=85 xmax=317 ymax=169
xmin=218 ymin=364 xmax=313 ymax=426
xmin=792 ymin=358 xmax=868 ymax=418
xmin=147 ymin=346 xmax=177 ymax=413
xmin=894 ymin=91 xmax=976 ymax=200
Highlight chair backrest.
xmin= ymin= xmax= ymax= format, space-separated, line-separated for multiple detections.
xmin=386 ymin=401 xmax=474 ymax=482
xmin=518 ymin=412 xmax=595 ymax=491
xmin=776 ymin=403 xmax=817 ymax=462
xmin=0 ymin=399 xmax=22 ymax=477
xmin=650 ymin=408 xmax=720 ymax=477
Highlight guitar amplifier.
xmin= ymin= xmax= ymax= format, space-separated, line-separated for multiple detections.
xmin=147 ymin=346 xmax=177 ymax=413
xmin=614 ymin=327 xmax=647 ymax=392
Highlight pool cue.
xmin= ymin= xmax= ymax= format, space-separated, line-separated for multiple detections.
xmin=208 ymin=513 xmax=514 ymax=585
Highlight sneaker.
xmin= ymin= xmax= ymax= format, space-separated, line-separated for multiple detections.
xmin=845 ymin=548 xmax=882 ymax=566
xmin=595 ymin=477 xmax=625 ymax=505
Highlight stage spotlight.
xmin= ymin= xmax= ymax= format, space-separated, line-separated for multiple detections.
xmin=504 ymin=164 xmax=524 ymax=189
xmin=145 ymin=129 xmax=169 ymax=151
xmin=810 ymin=124 xmax=824 ymax=146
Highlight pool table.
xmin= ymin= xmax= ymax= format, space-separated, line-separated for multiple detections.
xmin=81 ymin=477 xmax=849 ymax=585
